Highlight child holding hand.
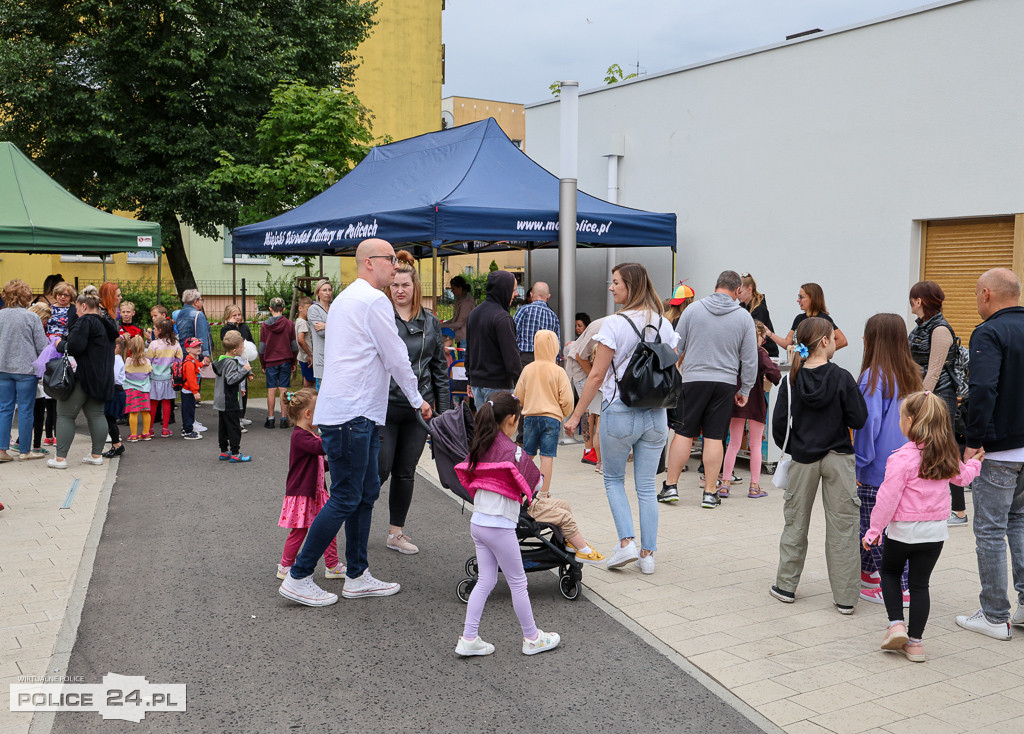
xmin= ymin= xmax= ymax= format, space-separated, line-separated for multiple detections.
xmin=863 ymin=391 xmax=982 ymax=662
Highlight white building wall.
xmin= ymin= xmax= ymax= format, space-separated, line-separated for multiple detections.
xmin=524 ymin=0 xmax=1024 ymax=372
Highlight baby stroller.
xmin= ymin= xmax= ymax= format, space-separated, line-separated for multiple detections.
xmin=425 ymin=402 xmax=584 ymax=601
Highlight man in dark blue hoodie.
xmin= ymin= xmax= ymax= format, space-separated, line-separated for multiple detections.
xmin=465 ymin=270 xmax=521 ymax=405
xmin=956 ymin=268 xmax=1024 ymax=641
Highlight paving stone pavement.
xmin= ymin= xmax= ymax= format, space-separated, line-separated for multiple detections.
xmin=417 ymin=438 xmax=1024 ymax=734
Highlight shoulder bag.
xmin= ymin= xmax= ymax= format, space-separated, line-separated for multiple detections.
xmin=772 ymin=374 xmax=792 ymax=490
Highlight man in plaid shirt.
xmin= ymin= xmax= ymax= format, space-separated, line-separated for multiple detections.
xmin=513 ymin=282 xmax=560 ymax=367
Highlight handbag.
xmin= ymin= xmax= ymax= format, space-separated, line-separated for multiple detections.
xmin=43 ymin=353 xmax=76 ymax=401
xmin=772 ymin=374 xmax=792 ymax=490
xmin=614 ymin=314 xmax=683 ymax=409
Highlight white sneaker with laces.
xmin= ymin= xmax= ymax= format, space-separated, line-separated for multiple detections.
xmin=522 ymin=629 xmax=560 ymax=655
xmin=193 ymin=421 xmax=208 ymax=432
xmin=606 ymin=541 xmax=639 ymax=569
xmin=279 ymin=573 xmax=338 ymax=606
xmin=635 ymin=553 xmax=655 ymax=575
xmin=240 ymin=418 xmax=252 ymax=426
xmin=47 ymin=458 xmax=67 ymax=470
xmin=956 ymin=609 xmax=1011 ymax=640
xmin=81 ymin=455 xmax=103 ymax=465
xmin=455 ymin=636 xmax=495 ymax=657
xmin=342 ymin=570 xmax=400 ymax=598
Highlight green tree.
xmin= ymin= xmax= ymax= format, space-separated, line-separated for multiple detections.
xmin=0 ymin=0 xmax=377 ymax=294
xmin=207 ymin=80 xmax=377 ymax=228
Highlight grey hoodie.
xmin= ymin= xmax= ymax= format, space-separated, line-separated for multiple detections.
xmin=674 ymin=292 xmax=758 ymax=396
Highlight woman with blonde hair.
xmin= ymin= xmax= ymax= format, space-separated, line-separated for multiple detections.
xmin=378 ymin=250 xmax=450 ymax=554
xmin=307 ymin=278 xmax=333 ymax=390
xmin=564 ymin=263 xmax=677 ymax=574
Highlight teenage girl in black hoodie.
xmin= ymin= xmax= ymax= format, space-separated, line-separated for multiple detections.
xmin=770 ymin=317 xmax=868 ymax=614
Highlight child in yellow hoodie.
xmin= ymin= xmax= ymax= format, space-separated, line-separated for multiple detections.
xmin=514 ymin=330 xmax=605 ymax=564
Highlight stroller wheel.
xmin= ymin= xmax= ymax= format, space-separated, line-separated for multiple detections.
xmin=457 ymin=577 xmax=476 ymax=603
xmin=558 ymin=574 xmax=581 ymax=601
xmin=464 ymin=556 xmax=478 ymax=577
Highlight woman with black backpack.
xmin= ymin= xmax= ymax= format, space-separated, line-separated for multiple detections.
xmin=908 ymin=281 xmax=968 ymax=526
xmin=564 ymin=263 xmax=678 ymax=575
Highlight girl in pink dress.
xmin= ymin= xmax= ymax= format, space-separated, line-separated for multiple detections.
xmin=276 ymin=389 xmax=345 ymax=580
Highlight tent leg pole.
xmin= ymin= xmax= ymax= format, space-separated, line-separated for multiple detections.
xmin=432 ymin=247 xmax=439 ymax=312
xmin=156 ymin=250 xmax=162 ymax=305
xmin=671 ymin=250 xmax=677 ymax=296
xmin=232 ymin=254 xmax=237 ymax=304
xmin=103 ymin=258 xmax=107 ymax=282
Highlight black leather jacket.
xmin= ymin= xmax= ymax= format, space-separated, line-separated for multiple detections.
xmin=388 ymin=308 xmax=451 ymax=412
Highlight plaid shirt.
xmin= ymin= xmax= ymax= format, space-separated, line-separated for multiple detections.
xmin=513 ymin=301 xmax=560 ymax=352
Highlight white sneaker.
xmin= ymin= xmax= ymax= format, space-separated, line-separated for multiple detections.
xmin=47 ymin=458 xmax=67 ymax=470
xmin=276 ymin=564 xmax=290 ymax=580
xmin=324 ymin=564 xmax=347 ymax=579
xmin=956 ymin=609 xmax=1011 ymax=640
xmin=455 ymin=636 xmax=495 ymax=657
xmin=193 ymin=421 xmax=208 ymax=432
xmin=522 ymin=629 xmax=560 ymax=655
xmin=240 ymin=418 xmax=252 ymax=426
xmin=1013 ymin=606 xmax=1024 ymax=628
xmin=342 ymin=569 xmax=400 ymax=599
xmin=81 ymin=455 xmax=103 ymax=465
xmin=279 ymin=573 xmax=338 ymax=606
xmin=387 ymin=533 xmax=420 ymax=555
xmin=635 ymin=553 xmax=655 ymax=575
xmin=606 ymin=541 xmax=639 ymax=569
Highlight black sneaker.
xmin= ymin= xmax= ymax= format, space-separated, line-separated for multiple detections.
xmin=279 ymin=417 xmax=290 ymax=429
xmin=658 ymin=482 xmax=679 ymax=503
xmin=701 ymin=491 xmax=720 ymax=509
xmin=264 ymin=417 xmax=275 ymax=429
xmin=770 ymin=585 xmax=795 ymax=603
xmin=182 ymin=431 xmax=202 ymax=440
xmin=101 ymin=445 xmax=125 ymax=458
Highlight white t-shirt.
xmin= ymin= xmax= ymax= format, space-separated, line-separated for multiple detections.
xmin=471 ymin=490 xmax=519 ymax=528
xmin=592 ymin=310 xmax=680 ymax=405
xmin=887 ymin=520 xmax=949 ymax=544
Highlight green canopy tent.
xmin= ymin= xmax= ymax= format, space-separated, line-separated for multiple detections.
xmin=0 ymin=143 xmax=161 ymax=274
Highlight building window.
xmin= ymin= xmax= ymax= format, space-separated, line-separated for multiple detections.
xmin=127 ymin=249 xmax=158 ymax=264
xmin=222 ymin=226 xmax=268 ymax=264
xmin=60 ymin=254 xmax=114 ymax=263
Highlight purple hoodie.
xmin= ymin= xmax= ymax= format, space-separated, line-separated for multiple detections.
xmin=853 ymin=372 xmax=908 ymax=487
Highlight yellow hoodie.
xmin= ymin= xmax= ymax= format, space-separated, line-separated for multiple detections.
xmin=513 ymin=330 xmax=574 ymax=420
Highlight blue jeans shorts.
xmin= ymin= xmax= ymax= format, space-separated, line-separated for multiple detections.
xmin=523 ymin=415 xmax=560 ymax=458
xmin=265 ymin=363 xmax=291 ymax=389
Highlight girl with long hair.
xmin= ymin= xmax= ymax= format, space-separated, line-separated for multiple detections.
xmin=738 ymin=273 xmax=778 ymax=357
xmin=864 ymin=392 xmax=982 ymax=661
xmin=771 ymin=317 xmax=867 ymax=612
xmin=854 ymin=313 xmax=923 ymax=605
xmin=766 ymin=282 xmax=848 ymax=351
xmin=564 ymin=263 xmax=676 ymax=574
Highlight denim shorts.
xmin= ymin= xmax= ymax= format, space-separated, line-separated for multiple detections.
xmin=264 ymin=362 xmax=292 ymax=389
xmin=299 ymin=360 xmax=314 ymax=382
xmin=523 ymin=415 xmax=560 ymax=458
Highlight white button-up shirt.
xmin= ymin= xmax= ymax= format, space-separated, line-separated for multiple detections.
xmin=313 ymin=278 xmax=423 ymax=427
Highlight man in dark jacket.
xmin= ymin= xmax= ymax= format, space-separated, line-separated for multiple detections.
xmin=957 ymin=268 xmax=1024 ymax=641
xmin=465 ymin=270 xmax=521 ymax=405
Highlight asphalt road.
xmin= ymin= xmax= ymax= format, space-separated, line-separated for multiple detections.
xmin=52 ymin=406 xmax=764 ymax=733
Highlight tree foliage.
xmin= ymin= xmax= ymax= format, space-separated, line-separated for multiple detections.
xmin=207 ymin=80 xmax=377 ymax=228
xmin=604 ymin=64 xmax=638 ymax=85
xmin=0 ymin=0 xmax=377 ymax=294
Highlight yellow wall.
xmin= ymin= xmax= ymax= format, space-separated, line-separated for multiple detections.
xmin=442 ymin=96 xmax=525 ymax=147
xmin=0 ymin=249 xmax=172 ymax=296
xmin=354 ymin=0 xmax=443 ymax=141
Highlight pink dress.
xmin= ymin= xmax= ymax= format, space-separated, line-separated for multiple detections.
xmin=278 ymin=428 xmax=329 ymax=528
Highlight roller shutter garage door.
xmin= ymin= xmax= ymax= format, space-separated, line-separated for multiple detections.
xmin=921 ymin=217 xmax=1016 ymax=345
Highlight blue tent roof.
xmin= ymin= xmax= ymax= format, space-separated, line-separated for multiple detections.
xmin=231 ymin=118 xmax=676 ymax=255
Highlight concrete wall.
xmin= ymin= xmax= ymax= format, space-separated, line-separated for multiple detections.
xmin=524 ymin=0 xmax=1024 ymax=372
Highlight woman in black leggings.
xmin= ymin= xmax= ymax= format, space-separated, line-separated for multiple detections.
xmin=378 ymin=251 xmax=450 ymax=555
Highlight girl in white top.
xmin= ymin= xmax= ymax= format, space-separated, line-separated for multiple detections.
xmin=565 ymin=263 xmax=679 ymax=575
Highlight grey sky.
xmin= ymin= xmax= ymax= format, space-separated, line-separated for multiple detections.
xmin=441 ymin=0 xmax=942 ymax=103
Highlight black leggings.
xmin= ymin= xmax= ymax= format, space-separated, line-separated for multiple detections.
xmin=33 ymin=397 xmax=56 ymax=447
xmin=378 ymin=403 xmax=428 ymax=528
xmin=880 ymin=537 xmax=944 ymax=639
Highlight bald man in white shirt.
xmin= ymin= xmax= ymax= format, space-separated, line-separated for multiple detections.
xmin=280 ymin=239 xmax=432 ymax=607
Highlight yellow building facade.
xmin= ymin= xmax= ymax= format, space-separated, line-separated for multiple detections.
xmin=2 ymin=1 xmax=443 ymax=297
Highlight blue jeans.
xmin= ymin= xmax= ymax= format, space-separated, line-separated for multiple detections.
xmin=0 ymin=372 xmax=37 ymax=453
xmin=599 ymin=399 xmax=668 ymax=552
xmin=291 ymin=417 xmax=381 ymax=581
xmin=972 ymin=459 xmax=1024 ymax=623
xmin=471 ymin=386 xmax=507 ymax=406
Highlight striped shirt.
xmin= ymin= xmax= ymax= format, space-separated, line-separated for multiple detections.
xmin=146 ymin=339 xmax=183 ymax=381
xmin=123 ymin=359 xmax=152 ymax=392
xmin=513 ymin=301 xmax=560 ymax=353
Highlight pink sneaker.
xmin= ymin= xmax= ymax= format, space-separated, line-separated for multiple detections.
xmin=861 ymin=570 xmax=880 ymax=588
xmin=881 ymin=622 xmax=909 ymax=650
xmin=860 ymin=586 xmax=910 ymax=607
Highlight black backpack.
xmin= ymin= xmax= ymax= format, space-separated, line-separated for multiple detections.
xmin=613 ymin=314 xmax=682 ymax=409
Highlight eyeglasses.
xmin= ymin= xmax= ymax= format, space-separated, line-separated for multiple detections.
xmin=368 ymin=255 xmax=399 ymax=266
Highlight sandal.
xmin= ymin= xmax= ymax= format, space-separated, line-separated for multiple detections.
xmin=717 ymin=482 xmax=730 ymax=498
xmin=748 ymin=484 xmax=768 ymax=499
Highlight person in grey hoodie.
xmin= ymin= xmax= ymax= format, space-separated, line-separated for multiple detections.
xmin=661 ymin=270 xmax=758 ymax=509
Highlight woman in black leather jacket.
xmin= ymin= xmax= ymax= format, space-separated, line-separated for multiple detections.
xmin=378 ymin=250 xmax=451 ymax=555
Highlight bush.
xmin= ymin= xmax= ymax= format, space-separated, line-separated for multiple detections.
xmin=118 ymin=281 xmax=182 ymax=326
xmin=258 ymin=272 xmax=343 ymax=313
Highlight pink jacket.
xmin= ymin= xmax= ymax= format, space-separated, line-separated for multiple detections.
xmin=455 ymin=432 xmax=541 ymax=504
xmin=864 ymin=441 xmax=982 ymax=544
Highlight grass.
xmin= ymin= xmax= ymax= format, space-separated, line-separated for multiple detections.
xmin=198 ymin=323 xmax=307 ymax=401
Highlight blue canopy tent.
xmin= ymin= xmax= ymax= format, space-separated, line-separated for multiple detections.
xmin=232 ymin=118 xmax=675 ymax=255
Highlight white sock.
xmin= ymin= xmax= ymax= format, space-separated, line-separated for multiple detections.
xmin=576 ymin=545 xmax=592 ymax=555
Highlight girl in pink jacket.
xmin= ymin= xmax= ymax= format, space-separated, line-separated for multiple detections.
xmin=863 ymin=391 xmax=983 ymax=662
xmin=453 ymin=391 xmax=561 ymax=658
